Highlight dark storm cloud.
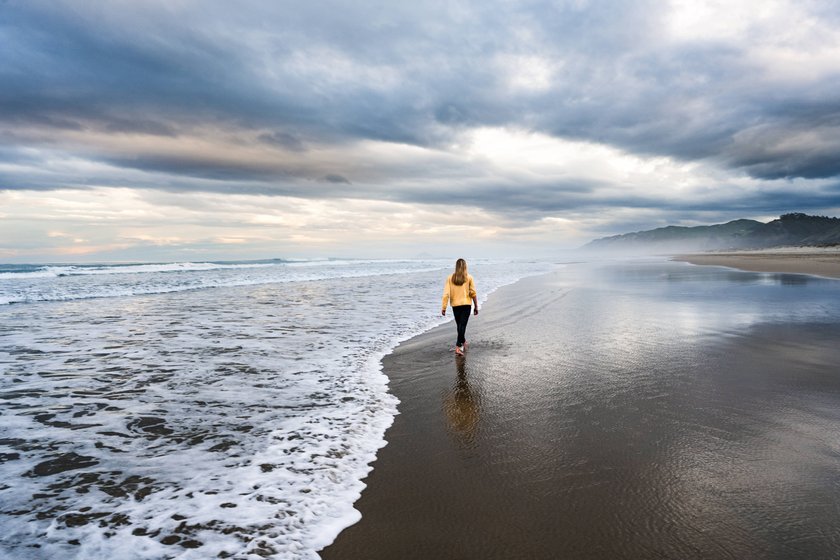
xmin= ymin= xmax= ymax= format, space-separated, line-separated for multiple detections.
xmin=0 ymin=0 xmax=663 ymax=146
xmin=2 ymin=0 xmax=840 ymax=217
xmin=399 ymin=179 xmax=601 ymax=213
xmin=100 ymin=155 xmax=294 ymax=182
xmin=723 ymin=112 xmax=840 ymax=180
xmin=321 ymin=174 xmax=351 ymax=184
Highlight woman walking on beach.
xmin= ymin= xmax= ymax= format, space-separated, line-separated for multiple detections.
xmin=441 ymin=258 xmax=478 ymax=356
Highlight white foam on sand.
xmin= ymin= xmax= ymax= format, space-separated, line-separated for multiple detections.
xmin=0 ymin=259 xmax=557 ymax=559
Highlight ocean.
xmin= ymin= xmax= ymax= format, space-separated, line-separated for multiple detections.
xmin=0 ymin=258 xmax=556 ymax=559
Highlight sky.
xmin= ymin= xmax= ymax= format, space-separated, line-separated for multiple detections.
xmin=2 ymin=0 xmax=840 ymax=262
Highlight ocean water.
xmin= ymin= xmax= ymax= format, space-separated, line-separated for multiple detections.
xmin=0 ymin=258 xmax=557 ymax=559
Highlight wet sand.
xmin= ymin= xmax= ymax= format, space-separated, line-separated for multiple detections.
xmin=675 ymin=249 xmax=840 ymax=279
xmin=321 ymin=264 xmax=840 ymax=559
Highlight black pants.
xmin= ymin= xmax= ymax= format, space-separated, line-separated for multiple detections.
xmin=452 ymin=305 xmax=471 ymax=347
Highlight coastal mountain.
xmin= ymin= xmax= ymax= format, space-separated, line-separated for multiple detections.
xmin=584 ymin=213 xmax=840 ymax=253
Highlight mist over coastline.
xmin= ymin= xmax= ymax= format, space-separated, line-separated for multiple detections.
xmin=583 ymin=213 xmax=840 ymax=255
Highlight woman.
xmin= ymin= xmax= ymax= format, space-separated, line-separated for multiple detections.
xmin=441 ymin=258 xmax=478 ymax=356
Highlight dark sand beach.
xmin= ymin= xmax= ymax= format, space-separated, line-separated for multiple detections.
xmin=675 ymin=249 xmax=840 ymax=279
xmin=322 ymin=263 xmax=840 ymax=560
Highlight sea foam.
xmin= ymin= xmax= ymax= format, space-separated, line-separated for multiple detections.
xmin=0 ymin=259 xmax=556 ymax=559
xmin=0 ymin=259 xmax=446 ymax=305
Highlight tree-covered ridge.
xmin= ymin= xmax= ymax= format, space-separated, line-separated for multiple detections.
xmin=585 ymin=214 xmax=840 ymax=252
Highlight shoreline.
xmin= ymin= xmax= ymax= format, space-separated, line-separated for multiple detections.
xmin=312 ymin=266 xmax=559 ymax=554
xmin=320 ymin=260 xmax=840 ymax=559
xmin=320 ymin=270 xmax=570 ymax=559
xmin=673 ymin=248 xmax=840 ymax=279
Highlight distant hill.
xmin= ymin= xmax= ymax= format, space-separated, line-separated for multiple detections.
xmin=584 ymin=213 xmax=840 ymax=253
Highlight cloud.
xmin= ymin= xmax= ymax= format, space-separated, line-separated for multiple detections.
xmin=258 ymin=132 xmax=307 ymax=152
xmin=321 ymin=174 xmax=350 ymax=184
xmin=724 ymin=115 xmax=840 ymax=179
xmin=2 ymin=0 xmax=840 ymax=260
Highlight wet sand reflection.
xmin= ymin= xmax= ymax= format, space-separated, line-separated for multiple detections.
xmin=443 ymin=355 xmax=481 ymax=444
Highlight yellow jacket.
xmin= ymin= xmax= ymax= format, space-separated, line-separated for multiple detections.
xmin=442 ymin=274 xmax=476 ymax=310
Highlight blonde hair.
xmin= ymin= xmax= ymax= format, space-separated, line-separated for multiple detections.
xmin=452 ymin=258 xmax=468 ymax=286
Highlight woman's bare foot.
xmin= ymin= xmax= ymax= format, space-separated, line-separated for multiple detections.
xmin=455 ymin=345 xmax=465 ymax=356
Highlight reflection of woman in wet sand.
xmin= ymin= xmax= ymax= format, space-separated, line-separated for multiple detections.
xmin=441 ymin=259 xmax=478 ymax=356
xmin=443 ymin=357 xmax=480 ymax=442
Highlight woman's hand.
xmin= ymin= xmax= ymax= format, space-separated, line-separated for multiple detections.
xmin=473 ymin=307 xmax=479 ymax=316
xmin=441 ymin=309 xmax=446 ymax=316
